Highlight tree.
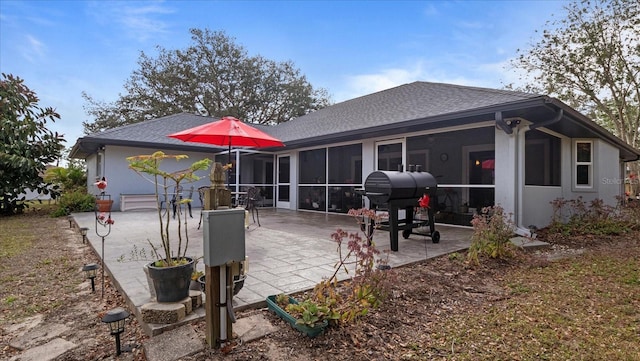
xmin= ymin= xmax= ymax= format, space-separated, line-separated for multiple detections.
xmin=0 ymin=73 xmax=66 ymax=215
xmin=510 ymin=0 xmax=640 ymax=194
xmin=83 ymin=28 xmax=332 ymax=133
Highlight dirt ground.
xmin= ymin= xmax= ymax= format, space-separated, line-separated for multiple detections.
xmin=1 ymin=210 xmax=638 ymax=360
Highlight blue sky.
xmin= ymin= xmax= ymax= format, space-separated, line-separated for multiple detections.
xmin=0 ymin=0 xmax=568 ymax=149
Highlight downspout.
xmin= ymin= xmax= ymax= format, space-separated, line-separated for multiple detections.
xmin=515 ymin=108 xmax=564 ymax=237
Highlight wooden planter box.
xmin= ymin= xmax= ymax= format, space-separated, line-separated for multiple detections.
xmin=266 ymin=295 xmax=328 ymax=337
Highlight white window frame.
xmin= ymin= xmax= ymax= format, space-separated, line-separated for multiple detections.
xmin=574 ymin=140 xmax=593 ymax=190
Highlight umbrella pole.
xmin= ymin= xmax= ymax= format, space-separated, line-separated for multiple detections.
xmin=227 ymin=142 xmax=231 ymax=189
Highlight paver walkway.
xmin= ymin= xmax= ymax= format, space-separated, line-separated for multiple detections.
xmin=72 ymin=208 xmax=474 ymax=335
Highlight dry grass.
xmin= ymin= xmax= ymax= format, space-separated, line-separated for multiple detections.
xmin=1 ymin=209 xmax=638 ymax=360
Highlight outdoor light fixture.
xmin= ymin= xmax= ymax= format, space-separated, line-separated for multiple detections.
xmin=67 ymin=215 xmax=74 ymax=228
xmin=82 ymin=263 xmax=99 ymax=292
xmin=101 ymin=308 xmax=131 ymax=356
xmin=79 ymin=227 xmax=89 ymax=244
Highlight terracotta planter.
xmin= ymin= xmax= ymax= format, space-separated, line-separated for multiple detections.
xmin=96 ymin=199 xmax=113 ymax=212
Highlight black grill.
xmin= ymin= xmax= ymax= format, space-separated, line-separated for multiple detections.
xmin=359 ymin=166 xmax=440 ymax=251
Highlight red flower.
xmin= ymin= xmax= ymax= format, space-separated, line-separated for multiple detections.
xmin=418 ymin=194 xmax=430 ymax=208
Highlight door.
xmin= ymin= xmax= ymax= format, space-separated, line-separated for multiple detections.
xmin=276 ymin=155 xmax=290 ymax=208
xmin=376 ymin=140 xmax=405 ymax=171
xmin=466 ymin=148 xmax=495 ymax=209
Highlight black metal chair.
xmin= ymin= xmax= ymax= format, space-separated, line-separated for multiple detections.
xmin=171 ymin=185 xmax=194 ymax=219
xmin=245 ymin=187 xmax=262 ymax=227
xmin=197 ymin=186 xmax=209 ymax=230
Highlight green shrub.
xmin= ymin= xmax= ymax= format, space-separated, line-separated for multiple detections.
xmin=467 ymin=205 xmax=516 ymax=265
xmin=51 ymin=190 xmax=96 ymax=217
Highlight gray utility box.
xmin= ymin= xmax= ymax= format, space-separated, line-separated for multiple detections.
xmin=203 ymin=208 xmax=246 ymax=266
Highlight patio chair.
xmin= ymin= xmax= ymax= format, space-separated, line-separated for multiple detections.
xmin=170 ymin=185 xmax=194 ymax=219
xmin=245 ymin=186 xmax=262 ymax=227
xmin=197 ymin=185 xmax=209 ymax=230
xmin=170 ymin=185 xmax=183 ymax=219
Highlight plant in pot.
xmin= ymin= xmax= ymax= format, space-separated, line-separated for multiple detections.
xmin=127 ymin=151 xmax=211 ymax=302
xmin=266 ymin=208 xmax=393 ymax=337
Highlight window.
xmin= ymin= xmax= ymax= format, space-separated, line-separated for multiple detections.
xmin=299 ymin=148 xmax=326 ymax=184
xmin=96 ymin=152 xmax=103 ymax=179
xmin=525 ymin=130 xmax=561 ymax=186
xmin=328 ymin=144 xmax=362 ymax=184
xmin=575 ymin=140 xmax=593 ymax=188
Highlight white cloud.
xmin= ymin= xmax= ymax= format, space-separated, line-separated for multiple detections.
xmin=19 ymin=34 xmax=46 ymax=63
xmin=333 ymin=55 xmax=545 ymax=103
xmin=336 ymin=61 xmax=484 ymax=102
xmin=336 ymin=65 xmax=422 ymax=101
xmin=87 ymin=1 xmax=174 ymax=42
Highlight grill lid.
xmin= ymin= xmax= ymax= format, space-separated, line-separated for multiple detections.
xmin=363 ymin=169 xmax=437 ymax=205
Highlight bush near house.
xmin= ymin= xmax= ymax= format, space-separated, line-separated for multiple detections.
xmin=467 ymin=205 xmax=518 ymax=265
xmin=549 ymin=197 xmax=637 ymax=237
xmin=44 ymin=164 xmax=95 ymax=217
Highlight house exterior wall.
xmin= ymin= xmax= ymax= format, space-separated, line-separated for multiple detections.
xmin=521 ymin=137 xmax=623 ymax=229
xmin=519 ymin=128 xmax=569 ymax=230
xmin=494 ymin=126 xmax=517 ymax=221
xmin=521 ymin=186 xmax=563 ymax=229
xmin=97 ymin=145 xmax=215 ymax=210
xmin=564 ymin=139 xmax=621 ymax=204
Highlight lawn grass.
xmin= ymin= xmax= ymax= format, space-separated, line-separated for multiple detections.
xmin=426 ymin=250 xmax=640 ymax=360
xmin=0 ymin=206 xmax=81 ymax=321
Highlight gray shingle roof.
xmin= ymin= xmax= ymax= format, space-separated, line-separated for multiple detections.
xmin=87 ymin=112 xmax=220 ymax=148
xmin=71 ymin=81 xmax=639 ymax=160
xmin=268 ymin=81 xmax=540 ymax=142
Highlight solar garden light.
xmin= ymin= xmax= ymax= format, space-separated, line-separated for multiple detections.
xmin=101 ymin=308 xmax=131 ymax=356
xmin=79 ymin=227 xmax=89 ymax=243
xmin=82 ymin=263 xmax=99 ymax=292
xmin=67 ymin=215 xmax=74 ymax=228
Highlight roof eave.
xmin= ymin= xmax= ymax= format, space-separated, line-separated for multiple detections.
xmin=69 ymin=137 xmax=228 ymax=159
xmin=545 ymin=99 xmax=640 ymax=162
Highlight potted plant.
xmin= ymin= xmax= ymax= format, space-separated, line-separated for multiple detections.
xmin=266 ymin=294 xmax=331 ymax=337
xmin=267 ymin=208 xmax=391 ymax=337
xmin=127 ymin=151 xmax=211 ymax=302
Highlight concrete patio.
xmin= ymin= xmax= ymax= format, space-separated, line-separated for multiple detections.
xmin=71 ymin=207 xmax=474 ymax=335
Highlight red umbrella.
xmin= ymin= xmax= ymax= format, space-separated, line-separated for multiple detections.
xmin=167 ymin=116 xmax=285 ymax=183
xmin=481 ymin=159 xmax=495 ymax=170
xmin=168 ymin=116 xmax=284 ymax=151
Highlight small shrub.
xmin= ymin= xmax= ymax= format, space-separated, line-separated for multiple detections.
xmin=289 ymin=208 xmax=394 ymax=328
xmin=286 ymin=298 xmax=340 ymax=328
xmin=275 ymin=293 xmax=291 ymax=309
xmin=619 ymin=198 xmax=640 ymax=230
xmin=467 ymin=205 xmax=516 ymax=265
xmin=51 ymin=190 xmax=96 ymax=217
xmin=549 ymin=197 xmax=632 ymax=236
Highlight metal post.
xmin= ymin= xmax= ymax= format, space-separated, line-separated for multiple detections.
xmin=115 ymin=333 xmax=122 ymax=356
xmin=101 ymin=236 xmax=105 ymax=298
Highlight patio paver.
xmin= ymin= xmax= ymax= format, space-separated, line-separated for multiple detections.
xmin=72 ymin=208 xmax=473 ymax=335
